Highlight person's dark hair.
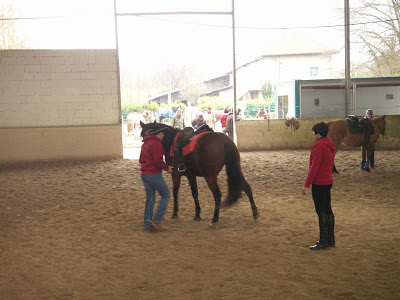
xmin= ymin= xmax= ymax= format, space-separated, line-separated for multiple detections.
xmin=312 ymin=122 xmax=329 ymax=137
xmin=224 ymin=109 xmax=228 ymax=113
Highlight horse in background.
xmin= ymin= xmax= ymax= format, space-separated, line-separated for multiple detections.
xmin=327 ymin=116 xmax=386 ymax=172
xmin=126 ymin=109 xmax=153 ymax=136
xmin=140 ymin=121 xmax=259 ymax=227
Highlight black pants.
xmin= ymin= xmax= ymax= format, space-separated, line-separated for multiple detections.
xmin=370 ymin=145 xmax=375 ymax=166
xmin=312 ymin=184 xmax=333 ymax=215
xmin=312 ymin=184 xmax=335 ymax=245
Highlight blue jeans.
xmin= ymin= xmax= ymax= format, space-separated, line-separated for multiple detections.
xmin=141 ymin=173 xmax=170 ymax=229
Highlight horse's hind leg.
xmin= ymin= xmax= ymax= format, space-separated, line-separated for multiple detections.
xmin=187 ymin=175 xmax=201 ymax=221
xmin=205 ymin=176 xmax=222 ymax=225
xmin=241 ymin=177 xmax=260 ymax=220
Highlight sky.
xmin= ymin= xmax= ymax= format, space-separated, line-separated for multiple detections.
xmin=3 ymin=0 xmax=352 ymax=79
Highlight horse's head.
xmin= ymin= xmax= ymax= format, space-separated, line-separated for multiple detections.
xmin=374 ymin=115 xmax=386 ymax=136
xmin=140 ymin=121 xmax=175 ymax=153
xmin=140 ymin=120 xmax=172 ymax=136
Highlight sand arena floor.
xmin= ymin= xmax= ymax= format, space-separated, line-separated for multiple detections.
xmin=1 ymin=149 xmax=399 ymax=299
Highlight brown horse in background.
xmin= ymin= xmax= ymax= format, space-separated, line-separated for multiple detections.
xmin=327 ymin=116 xmax=386 ymax=172
xmin=140 ymin=121 xmax=259 ymax=227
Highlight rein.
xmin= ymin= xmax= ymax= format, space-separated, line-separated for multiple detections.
xmin=164 ymin=130 xmax=179 ymax=167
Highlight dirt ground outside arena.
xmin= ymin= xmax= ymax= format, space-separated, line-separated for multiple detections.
xmin=1 ymin=149 xmax=399 ymax=299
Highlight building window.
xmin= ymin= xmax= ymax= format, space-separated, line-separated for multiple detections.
xmin=310 ymin=67 xmax=318 ymax=77
xmin=386 ymin=94 xmax=394 ymax=100
xmin=314 ymin=98 xmax=320 ymax=106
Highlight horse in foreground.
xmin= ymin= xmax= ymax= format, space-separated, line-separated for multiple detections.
xmin=327 ymin=116 xmax=386 ymax=172
xmin=140 ymin=121 xmax=259 ymax=226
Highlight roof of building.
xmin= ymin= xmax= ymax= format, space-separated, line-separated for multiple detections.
xmin=238 ymin=33 xmax=339 ymax=69
xmin=260 ymin=34 xmax=338 ymax=57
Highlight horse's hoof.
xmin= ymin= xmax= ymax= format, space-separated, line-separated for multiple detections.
xmin=193 ymin=216 xmax=201 ymax=221
xmin=171 ymin=213 xmax=178 ymax=219
xmin=207 ymin=223 xmax=217 ymax=229
xmin=253 ymin=213 xmax=260 ymax=220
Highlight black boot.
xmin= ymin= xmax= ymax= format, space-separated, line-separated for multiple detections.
xmin=310 ymin=213 xmax=330 ymax=250
xmin=328 ymin=213 xmax=335 ymax=248
xmin=370 ymin=148 xmax=375 ymax=168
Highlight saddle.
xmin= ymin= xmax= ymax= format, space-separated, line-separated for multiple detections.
xmin=177 ymin=125 xmax=213 ymax=149
xmin=345 ymin=115 xmax=361 ymax=132
xmin=172 ymin=125 xmax=213 ymax=157
xmin=345 ymin=115 xmax=375 ymax=146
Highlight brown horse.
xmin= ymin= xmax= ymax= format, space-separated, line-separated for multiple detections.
xmin=140 ymin=121 xmax=259 ymax=227
xmin=327 ymin=116 xmax=386 ymax=172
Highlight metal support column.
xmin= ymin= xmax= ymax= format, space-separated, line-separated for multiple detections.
xmin=231 ymin=0 xmax=237 ymax=144
xmin=344 ymin=0 xmax=350 ymax=117
xmin=114 ymin=0 xmax=122 ymax=123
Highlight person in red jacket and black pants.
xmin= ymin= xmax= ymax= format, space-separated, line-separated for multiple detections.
xmin=302 ymin=122 xmax=336 ymax=250
xmin=139 ymin=127 xmax=173 ymax=232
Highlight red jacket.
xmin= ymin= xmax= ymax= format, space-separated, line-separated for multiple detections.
xmin=304 ymin=137 xmax=336 ymax=188
xmin=139 ymin=135 xmax=169 ymax=174
xmin=220 ymin=113 xmax=229 ymax=128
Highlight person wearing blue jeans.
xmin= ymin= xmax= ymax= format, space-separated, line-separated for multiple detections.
xmin=139 ymin=127 xmax=173 ymax=231
xmin=141 ymin=173 xmax=170 ymax=230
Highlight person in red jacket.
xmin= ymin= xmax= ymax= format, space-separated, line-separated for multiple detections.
xmin=220 ymin=109 xmax=229 ymax=134
xmin=139 ymin=127 xmax=173 ymax=231
xmin=302 ymin=122 xmax=336 ymax=250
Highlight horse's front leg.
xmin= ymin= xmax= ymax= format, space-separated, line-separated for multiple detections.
xmin=171 ymin=174 xmax=182 ymax=218
xmin=187 ymin=175 xmax=201 ymax=221
xmin=205 ymin=176 xmax=222 ymax=227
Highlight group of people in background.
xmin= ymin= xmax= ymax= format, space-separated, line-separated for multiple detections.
xmin=174 ymin=106 xmax=245 ymax=140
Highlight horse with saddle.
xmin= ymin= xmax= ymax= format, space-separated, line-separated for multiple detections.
xmin=345 ymin=115 xmax=374 ymax=146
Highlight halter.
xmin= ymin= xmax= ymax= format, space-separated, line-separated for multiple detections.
xmin=145 ymin=127 xmax=169 ymax=135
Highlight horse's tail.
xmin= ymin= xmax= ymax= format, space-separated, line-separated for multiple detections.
xmin=223 ymin=141 xmax=243 ymax=206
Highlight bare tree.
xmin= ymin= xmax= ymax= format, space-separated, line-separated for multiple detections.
xmin=0 ymin=0 xmax=27 ymax=49
xmin=179 ymin=82 xmax=207 ymax=105
xmin=157 ymin=64 xmax=193 ymax=91
xmin=351 ymin=0 xmax=400 ymax=76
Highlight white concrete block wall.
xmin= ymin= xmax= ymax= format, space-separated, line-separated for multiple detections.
xmin=0 ymin=49 xmax=123 ymax=163
xmin=0 ymin=49 xmax=119 ymax=128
